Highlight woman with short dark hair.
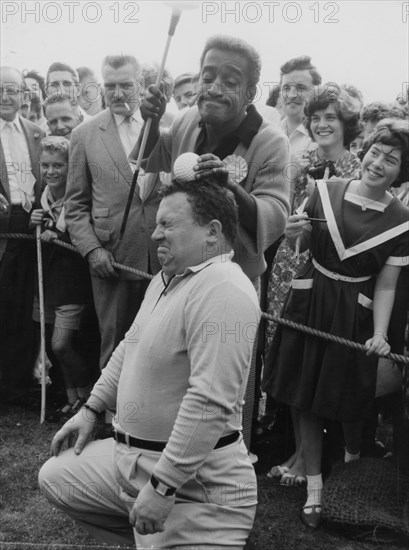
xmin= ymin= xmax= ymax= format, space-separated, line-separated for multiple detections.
xmin=268 ymin=119 xmax=409 ymax=528
xmin=263 ymin=84 xmax=363 ymax=486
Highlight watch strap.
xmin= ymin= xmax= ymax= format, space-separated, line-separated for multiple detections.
xmin=150 ymin=474 xmax=176 ymax=497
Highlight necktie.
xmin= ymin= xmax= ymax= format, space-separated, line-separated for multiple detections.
xmin=4 ymin=122 xmax=32 ymax=212
xmin=123 ymin=116 xmax=134 ymax=155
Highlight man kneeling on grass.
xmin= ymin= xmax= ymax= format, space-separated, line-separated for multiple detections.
xmin=39 ymin=174 xmax=261 ymax=549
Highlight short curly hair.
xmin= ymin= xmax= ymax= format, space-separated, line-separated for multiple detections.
xmin=305 ymin=83 xmax=363 ymax=147
xmin=40 ymin=136 xmax=70 ymax=158
xmin=160 ymin=174 xmax=238 ymax=246
xmin=359 ymin=118 xmax=409 ymax=187
xmin=199 ymin=35 xmax=261 ymax=88
xmin=361 ymin=101 xmax=406 ymax=124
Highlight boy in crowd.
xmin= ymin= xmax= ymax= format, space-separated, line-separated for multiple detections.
xmin=30 ymin=136 xmax=95 ymax=418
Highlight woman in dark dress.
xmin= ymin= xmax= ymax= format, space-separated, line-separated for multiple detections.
xmin=264 ymin=85 xmax=362 ymax=485
xmin=268 ymin=119 xmax=409 ymax=528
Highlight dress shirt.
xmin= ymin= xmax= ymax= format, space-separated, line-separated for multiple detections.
xmin=281 ymin=117 xmax=313 ymax=154
xmin=113 ymin=110 xmax=143 ymax=157
xmin=0 ymin=116 xmax=35 ymax=207
xmin=114 ymin=109 xmax=150 ymax=200
xmin=88 ymin=252 xmax=261 ymax=489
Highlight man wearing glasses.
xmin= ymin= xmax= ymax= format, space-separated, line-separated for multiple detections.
xmin=0 ymin=66 xmax=45 ymax=401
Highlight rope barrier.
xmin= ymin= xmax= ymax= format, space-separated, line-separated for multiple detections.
xmin=1 ymin=232 xmax=408 ymax=365
xmin=262 ymin=312 xmax=409 ymax=365
xmin=0 ymin=232 xmax=153 ymax=280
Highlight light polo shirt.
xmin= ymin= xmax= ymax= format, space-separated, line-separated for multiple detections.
xmin=89 ymin=252 xmax=261 ymax=489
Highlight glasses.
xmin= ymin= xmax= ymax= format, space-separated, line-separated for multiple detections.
xmin=1 ymin=85 xmax=22 ymax=96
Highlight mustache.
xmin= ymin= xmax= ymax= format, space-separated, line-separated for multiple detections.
xmin=198 ymin=94 xmax=229 ymax=104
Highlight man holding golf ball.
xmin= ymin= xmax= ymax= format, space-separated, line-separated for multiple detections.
xmin=139 ymin=34 xmax=291 ymax=281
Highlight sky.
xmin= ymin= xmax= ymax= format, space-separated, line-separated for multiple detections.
xmin=1 ymin=0 xmax=408 ymax=109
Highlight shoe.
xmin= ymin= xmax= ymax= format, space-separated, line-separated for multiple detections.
xmin=280 ymin=472 xmax=307 ymax=486
xmin=267 ymin=465 xmax=289 ymax=479
xmin=300 ymin=504 xmax=321 ymax=529
xmin=45 ymin=403 xmax=72 ymax=423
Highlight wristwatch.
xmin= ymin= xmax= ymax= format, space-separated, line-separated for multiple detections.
xmin=150 ymin=474 xmax=176 ymax=497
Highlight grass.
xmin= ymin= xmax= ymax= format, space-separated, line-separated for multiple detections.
xmin=1 ymin=398 xmax=408 ymax=550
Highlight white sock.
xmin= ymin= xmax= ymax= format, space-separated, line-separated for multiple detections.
xmin=304 ymin=474 xmax=323 ymax=512
xmin=345 ymin=449 xmax=360 ymax=463
xmin=66 ymin=388 xmax=79 ymax=405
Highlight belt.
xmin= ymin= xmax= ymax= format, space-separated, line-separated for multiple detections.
xmin=312 ymin=258 xmax=372 ymax=283
xmin=113 ymin=429 xmax=240 ymax=452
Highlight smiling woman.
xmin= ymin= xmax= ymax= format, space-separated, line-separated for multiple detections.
xmin=265 ymin=118 xmax=409 ymax=529
xmin=305 ymin=84 xmax=363 ymax=161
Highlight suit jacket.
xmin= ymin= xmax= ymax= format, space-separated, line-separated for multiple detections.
xmin=145 ymin=106 xmax=291 ymax=279
xmin=0 ymin=116 xmax=45 ymax=261
xmin=65 ymin=109 xmax=162 ymax=281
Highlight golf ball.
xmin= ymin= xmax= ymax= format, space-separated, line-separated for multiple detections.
xmin=173 ymin=152 xmax=199 ymax=182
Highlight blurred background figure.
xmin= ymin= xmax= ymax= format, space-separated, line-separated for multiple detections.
xmin=266 ymin=84 xmax=285 ymax=119
xmin=46 ymin=62 xmax=90 ymax=121
xmin=361 ymin=100 xmax=406 ymax=138
xmin=279 ymin=55 xmax=322 ymax=155
xmin=172 ymin=71 xmax=196 ymax=110
xmin=142 ymin=64 xmax=175 ymax=128
xmin=21 ymin=69 xmax=48 ymax=133
xmin=76 ymin=66 xmax=104 ymax=116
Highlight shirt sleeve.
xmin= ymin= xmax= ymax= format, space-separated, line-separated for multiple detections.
xmin=385 ymin=230 xmax=409 ymax=266
xmin=65 ymin=127 xmax=101 ymax=257
xmin=88 ymin=340 xmax=125 ymax=412
xmin=235 ymin=129 xmax=291 ymax=277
